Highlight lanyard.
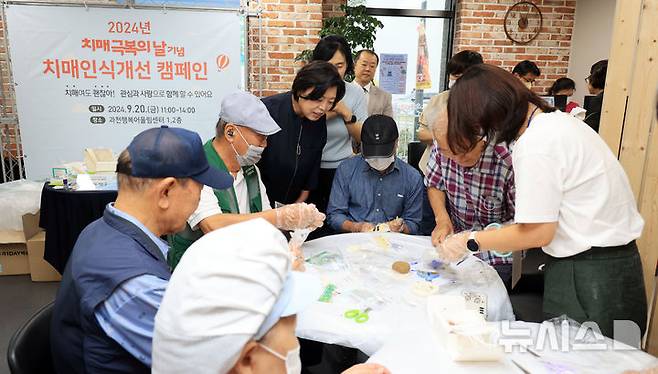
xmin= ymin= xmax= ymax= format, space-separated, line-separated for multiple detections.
xmin=527 ymin=106 xmax=540 ymax=128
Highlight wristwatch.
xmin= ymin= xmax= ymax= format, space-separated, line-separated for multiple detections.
xmin=346 ymin=114 xmax=357 ymax=124
xmin=466 ymin=231 xmax=480 ymax=252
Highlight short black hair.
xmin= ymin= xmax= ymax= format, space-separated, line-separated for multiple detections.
xmin=355 ymin=49 xmax=379 ymax=64
xmin=291 ymin=61 xmax=345 ymax=109
xmin=512 ymin=60 xmax=541 ymax=77
xmin=548 ymin=77 xmax=576 ymax=95
xmin=588 ymin=59 xmax=608 ymax=90
xmin=447 ymin=50 xmax=483 ymax=76
xmin=312 ymin=35 xmax=354 ymax=77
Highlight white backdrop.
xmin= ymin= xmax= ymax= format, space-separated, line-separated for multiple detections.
xmin=5 ymin=4 xmax=242 ymax=179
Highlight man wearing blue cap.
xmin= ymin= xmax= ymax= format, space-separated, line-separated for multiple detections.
xmin=168 ymin=91 xmax=326 ymax=269
xmin=51 ymin=126 xmax=233 ymax=374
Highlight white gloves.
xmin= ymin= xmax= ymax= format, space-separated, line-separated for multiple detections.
xmin=274 ymin=203 xmax=325 ymax=231
xmin=435 ymin=231 xmax=470 ymax=263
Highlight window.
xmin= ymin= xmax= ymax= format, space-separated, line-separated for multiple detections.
xmin=359 ymin=0 xmax=455 ymax=161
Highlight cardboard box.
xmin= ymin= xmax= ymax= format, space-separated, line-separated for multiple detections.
xmin=26 ymin=231 xmax=61 ymax=282
xmin=0 ymin=212 xmax=61 ymax=281
xmin=0 ymin=242 xmax=30 ymax=275
xmin=84 ymin=148 xmax=117 ymax=173
xmin=0 ymin=212 xmax=38 ymax=276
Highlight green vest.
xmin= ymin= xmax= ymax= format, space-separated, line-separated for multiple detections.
xmin=168 ymin=139 xmax=263 ymax=269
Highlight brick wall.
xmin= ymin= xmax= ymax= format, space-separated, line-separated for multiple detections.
xmin=322 ymin=0 xmax=345 ymax=19
xmin=247 ymin=0 xmax=332 ymax=97
xmin=453 ymin=0 xmax=576 ymax=94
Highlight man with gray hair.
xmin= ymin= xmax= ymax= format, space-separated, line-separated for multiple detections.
xmin=51 ymin=126 xmax=234 ymax=373
xmin=169 ymin=91 xmax=326 ymax=270
xmin=424 ymin=101 xmax=517 ymax=288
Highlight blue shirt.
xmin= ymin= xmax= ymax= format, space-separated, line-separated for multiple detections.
xmin=94 ymin=203 xmax=169 ymax=367
xmin=327 ymin=156 xmax=424 ymax=234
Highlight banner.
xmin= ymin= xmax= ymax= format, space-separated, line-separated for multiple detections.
xmin=415 ymin=22 xmax=432 ymax=90
xmin=379 ymin=54 xmax=408 ymax=95
xmin=5 ymin=5 xmax=242 ymax=179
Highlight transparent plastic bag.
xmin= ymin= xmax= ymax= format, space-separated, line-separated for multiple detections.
xmin=305 ymin=248 xmax=350 ymax=272
xmin=0 ymin=180 xmax=43 ymax=231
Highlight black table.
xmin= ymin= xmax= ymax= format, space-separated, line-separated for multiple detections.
xmin=39 ymin=183 xmax=117 ymax=273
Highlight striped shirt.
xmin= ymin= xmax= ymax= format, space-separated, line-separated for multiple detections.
xmin=425 ymin=141 xmax=516 ymax=265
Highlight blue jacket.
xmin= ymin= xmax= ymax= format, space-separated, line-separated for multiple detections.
xmin=51 ymin=208 xmax=171 ymax=374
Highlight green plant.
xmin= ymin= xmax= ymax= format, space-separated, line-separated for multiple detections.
xmin=296 ymin=4 xmax=384 ymax=79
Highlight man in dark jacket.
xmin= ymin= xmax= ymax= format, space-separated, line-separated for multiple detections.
xmin=50 ymin=126 xmax=232 ymax=373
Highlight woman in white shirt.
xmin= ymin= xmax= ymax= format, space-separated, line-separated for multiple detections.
xmin=437 ymin=64 xmax=647 ymax=341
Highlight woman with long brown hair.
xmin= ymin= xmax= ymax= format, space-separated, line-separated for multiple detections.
xmin=436 ymin=64 xmax=646 ymax=341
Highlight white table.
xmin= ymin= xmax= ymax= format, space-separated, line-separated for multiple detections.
xmin=296 ymin=232 xmax=514 ymax=355
xmin=367 ymin=321 xmax=658 ymax=373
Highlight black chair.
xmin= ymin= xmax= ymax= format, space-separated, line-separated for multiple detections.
xmin=407 ymin=141 xmax=426 ymax=175
xmin=7 ymin=301 xmax=56 ymax=374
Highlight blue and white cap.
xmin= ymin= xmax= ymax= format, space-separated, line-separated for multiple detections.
xmin=152 ymin=219 xmax=321 ymax=374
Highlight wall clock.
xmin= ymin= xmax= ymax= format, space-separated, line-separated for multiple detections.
xmin=503 ymin=1 xmax=543 ymax=44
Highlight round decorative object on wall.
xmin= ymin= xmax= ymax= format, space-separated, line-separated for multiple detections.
xmin=503 ymin=1 xmax=543 ymax=44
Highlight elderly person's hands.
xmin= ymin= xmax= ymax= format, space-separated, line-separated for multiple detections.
xmin=275 ymin=203 xmax=325 ymax=231
xmin=435 ymin=231 xmax=470 ymax=263
xmin=288 ymin=241 xmax=305 ymax=271
xmin=352 ymin=222 xmax=375 ymax=232
xmin=431 ymin=218 xmax=454 ymax=246
xmin=385 ymin=217 xmax=405 ymax=233
xmin=342 ymin=363 xmax=391 ymax=374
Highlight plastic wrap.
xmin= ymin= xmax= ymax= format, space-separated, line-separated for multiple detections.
xmin=0 ymin=180 xmax=43 ymax=231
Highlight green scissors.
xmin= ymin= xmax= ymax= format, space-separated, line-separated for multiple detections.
xmin=344 ymin=308 xmax=371 ymax=323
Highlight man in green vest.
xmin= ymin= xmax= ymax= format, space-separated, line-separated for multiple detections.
xmin=169 ymin=91 xmax=325 ymax=269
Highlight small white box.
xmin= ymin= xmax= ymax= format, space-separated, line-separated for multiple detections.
xmin=84 ymin=148 xmax=117 ymax=173
xmin=427 ymin=295 xmax=504 ymax=362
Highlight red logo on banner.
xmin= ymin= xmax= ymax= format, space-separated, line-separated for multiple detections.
xmin=216 ymin=54 xmax=230 ymax=71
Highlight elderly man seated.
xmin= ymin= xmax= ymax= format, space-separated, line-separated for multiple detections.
xmin=327 ymin=115 xmax=423 ymax=234
xmin=50 ymin=126 xmax=233 ymax=373
xmin=152 ymin=218 xmax=389 ymax=374
xmin=169 ymin=91 xmax=325 ymax=269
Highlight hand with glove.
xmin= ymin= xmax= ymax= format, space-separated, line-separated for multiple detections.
xmin=288 ymin=240 xmax=305 ymax=272
xmin=274 ymin=203 xmax=325 ymax=231
xmin=435 ymin=231 xmax=470 ymax=263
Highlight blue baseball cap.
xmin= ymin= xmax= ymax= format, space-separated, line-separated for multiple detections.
xmin=123 ymin=126 xmax=233 ymax=190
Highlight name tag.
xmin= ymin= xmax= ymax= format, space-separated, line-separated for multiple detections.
xmin=397 ymin=193 xmax=404 ymax=198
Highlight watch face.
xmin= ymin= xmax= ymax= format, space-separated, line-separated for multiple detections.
xmin=350 ymin=114 xmax=357 ymax=123
xmin=467 ymin=239 xmax=479 ymax=252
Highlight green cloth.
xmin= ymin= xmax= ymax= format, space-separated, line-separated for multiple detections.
xmin=167 ymin=139 xmax=263 ymax=269
xmin=542 ymin=241 xmax=647 ymax=339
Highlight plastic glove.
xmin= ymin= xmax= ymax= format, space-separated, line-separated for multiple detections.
xmin=386 ymin=217 xmax=405 ymax=233
xmin=353 ymin=222 xmax=375 ymax=232
xmin=436 ymin=231 xmax=470 ymax=263
xmin=431 ymin=219 xmax=454 ymax=246
xmin=275 ymin=203 xmax=325 ymax=231
xmin=288 ymin=241 xmax=305 ymax=272
xmin=342 ymin=363 xmax=391 ymax=374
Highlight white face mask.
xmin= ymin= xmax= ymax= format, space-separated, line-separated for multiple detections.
xmin=259 ymin=343 xmax=301 ymax=374
xmin=365 ymin=156 xmax=395 ymax=171
xmin=448 ymin=79 xmax=457 ymax=89
xmin=230 ymin=128 xmax=265 ymax=166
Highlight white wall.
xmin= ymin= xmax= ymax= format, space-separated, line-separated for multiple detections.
xmin=568 ymin=0 xmax=617 ymax=105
